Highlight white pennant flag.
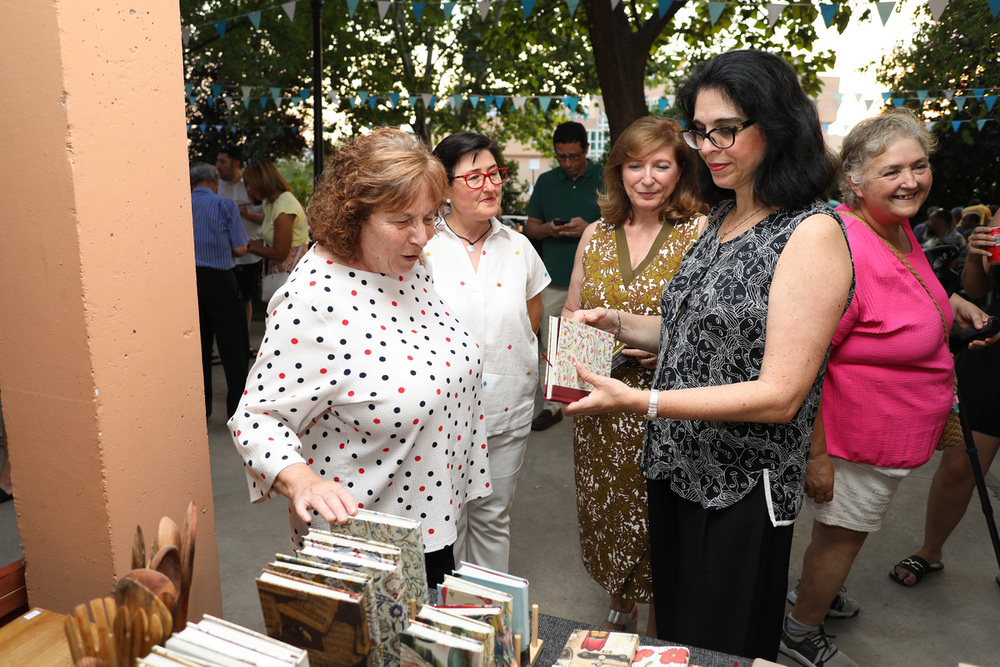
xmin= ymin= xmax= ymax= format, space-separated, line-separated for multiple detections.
xmin=282 ymin=1 xmax=297 ymax=22
xmin=855 ymin=93 xmax=863 ymax=103
xmin=421 ymin=93 xmax=433 ymax=107
xmin=478 ymin=0 xmax=492 ymax=20
xmin=512 ymin=96 xmax=527 ymax=110
xmin=929 ymin=0 xmax=948 ymax=20
xmin=944 ymin=89 xmax=955 ymax=100
xmin=766 ymin=3 xmax=787 ymax=27
xmin=181 ymin=26 xmax=192 ymax=46
xmin=611 ymin=0 xmax=622 ymax=9
xmin=329 ymin=91 xmax=340 ymax=106
xmin=241 ymin=86 xmax=252 ymax=100
xmin=378 ymin=1 xmax=392 ymax=18
xmin=224 ymin=96 xmax=235 ymax=109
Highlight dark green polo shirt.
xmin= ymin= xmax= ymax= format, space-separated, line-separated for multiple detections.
xmin=525 ymin=160 xmax=604 ymax=286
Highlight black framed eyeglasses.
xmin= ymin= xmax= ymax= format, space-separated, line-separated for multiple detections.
xmin=681 ymin=119 xmax=756 ymax=150
xmin=454 ymin=166 xmax=508 ymax=189
xmin=555 ymin=152 xmax=584 ymax=161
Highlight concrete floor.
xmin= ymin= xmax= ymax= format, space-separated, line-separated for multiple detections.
xmin=2 ymin=324 xmax=998 ymax=665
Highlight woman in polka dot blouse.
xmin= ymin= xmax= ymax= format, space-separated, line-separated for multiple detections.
xmin=229 ymin=128 xmax=491 ymax=585
xmin=424 ymin=132 xmax=550 ymax=573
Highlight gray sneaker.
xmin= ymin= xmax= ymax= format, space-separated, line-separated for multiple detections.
xmin=780 ymin=626 xmax=860 ymax=667
xmin=787 ymin=584 xmax=861 ymax=619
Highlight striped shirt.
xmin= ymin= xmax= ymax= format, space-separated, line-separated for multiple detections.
xmin=192 ymin=186 xmax=248 ymax=270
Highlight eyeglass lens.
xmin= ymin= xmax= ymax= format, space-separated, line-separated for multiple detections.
xmin=555 ymin=153 xmax=583 ymax=160
xmin=682 ymin=127 xmax=737 ymax=150
xmin=463 ymin=167 xmax=507 ymax=188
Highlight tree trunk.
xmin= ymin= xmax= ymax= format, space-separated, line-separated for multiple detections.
xmin=582 ymin=0 xmax=685 ymax=144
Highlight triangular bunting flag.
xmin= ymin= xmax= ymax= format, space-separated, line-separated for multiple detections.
xmin=658 ymin=99 xmax=669 ymax=113
xmin=186 ymin=124 xmax=191 ymax=132
xmin=358 ymin=90 xmax=369 ymax=104
xmin=378 ymin=1 xmax=391 ymax=18
xmin=300 ymin=89 xmax=311 ymax=102
xmin=478 ymin=0 xmax=491 ymax=19
xmin=348 ymin=97 xmax=356 ymax=109
xmin=658 ymin=0 xmax=673 ymax=18
xmin=865 ymin=99 xmax=875 ymax=110
xmin=563 ymin=96 xmax=579 ymax=112
xmin=767 ymin=3 xmax=787 ymax=27
xmin=876 ymin=2 xmax=894 ymax=25
xmin=881 ymin=92 xmax=892 ymax=101
xmin=181 ymin=27 xmax=192 ymax=46
xmin=834 ymin=92 xmax=843 ymax=101
xmin=513 ymin=96 xmax=527 ymax=110
xmin=951 ymin=120 xmax=963 ymax=131
xmin=185 ymin=83 xmax=194 ymax=96
xmin=248 ymin=10 xmax=262 ymax=28
xmin=429 ymin=95 xmax=438 ymax=110
xmin=443 ymin=1 xmax=456 ymax=18
xmin=944 ymin=89 xmax=955 ymax=99
xmin=985 ymin=95 xmax=997 ymax=111
xmin=929 ymin=0 xmax=948 ymax=19
xmin=224 ymin=96 xmax=234 ymax=109
xmin=242 ymin=97 xmax=252 ymax=108
xmin=567 ymin=0 xmax=580 ymax=14
xmin=663 ymin=95 xmax=671 ymax=107
xmin=955 ymin=96 xmax=966 ymax=110
xmin=972 ymin=88 xmax=985 ymax=101
xmin=819 ymin=3 xmax=838 ymax=27
xmin=347 ymin=0 xmax=361 ymax=16
xmin=421 ymin=93 xmax=433 ymax=107
xmin=989 ymin=0 xmax=1000 ymax=17
xmin=412 ymin=2 xmax=426 ymax=20
xmin=891 ymin=97 xmax=905 ymax=108
xmin=823 ymin=124 xmax=830 ymax=133
xmin=213 ymin=19 xmax=227 ymax=39
xmin=368 ymin=97 xmax=378 ymax=109
xmin=241 ymin=85 xmax=252 ymax=100
xmin=199 ymin=124 xmax=207 ymax=133
xmin=494 ymin=95 xmax=506 ymax=109
xmin=538 ymin=96 xmax=552 ymax=112
xmin=270 ymin=87 xmax=282 ymax=101
xmin=408 ymin=96 xmax=418 ymax=107
xmin=211 ymin=84 xmax=223 ymax=97
xmin=978 ymin=119 xmax=989 ymax=130
xmin=452 ymin=94 xmax=464 ymax=109
xmin=521 ymin=0 xmax=536 ymax=18
xmin=282 ymin=1 xmax=297 ymax=21
xmin=916 ymin=90 xmax=928 ymax=102
xmin=207 ymin=96 xmax=215 ymax=107
xmin=389 ymin=92 xmax=400 ymax=108
xmin=187 ymin=95 xmax=198 ymax=106
xmin=855 ymin=93 xmax=863 ymax=103
xmin=215 ymin=125 xmax=223 ymax=132
xmin=329 ymin=91 xmax=340 ymax=106
xmin=484 ymin=95 xmax=495 ymax=109
xmin=707 ymin=1 xmax=725 ymax=24
xmin=274 ymin=97 xmax=283 ymax=109
xmin=611 ymin=0 xmax=622 ymax=8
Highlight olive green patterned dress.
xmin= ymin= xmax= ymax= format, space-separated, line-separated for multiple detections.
xmin=574 ymin=216 xmax=701 ymax=601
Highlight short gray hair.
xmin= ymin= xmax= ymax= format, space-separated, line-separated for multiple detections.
xmin=839 ymin=110 xmax=937 ymax=208
xmin=189 ymin=162 xmax=219 ymax=188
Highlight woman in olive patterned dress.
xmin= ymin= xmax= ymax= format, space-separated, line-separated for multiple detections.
xmin=562 ymin=117 xmax=705 ymax=636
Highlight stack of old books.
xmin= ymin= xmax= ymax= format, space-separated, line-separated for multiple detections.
xmin=254 ymin=509 xmax=428 ymax=667
xmin=139 ymin=614 xmax=308 ymax=666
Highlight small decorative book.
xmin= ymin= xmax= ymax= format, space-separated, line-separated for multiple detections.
xmin=543 ymin=316 xmax=614 ymax=403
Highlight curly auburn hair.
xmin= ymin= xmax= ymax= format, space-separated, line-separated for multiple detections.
xmin=597 ymin=116 xmax=703 ymax=226
xmin=307 ymin=128 xmax=448 ymax=261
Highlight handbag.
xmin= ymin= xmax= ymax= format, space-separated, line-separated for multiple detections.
xmin=845 ymin=209 xmax=962 ymax=450
xmin=260 ymin=244 xmax=306 ymax=303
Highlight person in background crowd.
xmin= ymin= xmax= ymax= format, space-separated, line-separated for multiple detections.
xmin=523 ymin=121 xmax=604 ymax=432
xmin=229 ymin=129 xmax=489 ymax=587
xmin=424 ymin=131 xmax=549 ymax=572
xmin=921 ymin=206 xmax=967 ymax=251
xmin=563 ymin=116 xmax=706 ymax=636
xmin=561 ymin=50 xmax=853 ymax=661
xmin=784 ymin=111 xmax=995 ymax=667
xmin=892 ymin=219 xmax=1000 ymax=590
xmin=190 ymin=162 xmax=249 ymax=418
xmin=242 ymin=159 xmax=310 ymax=301
xmin=216 ymin=146 xmax=265 ymax=350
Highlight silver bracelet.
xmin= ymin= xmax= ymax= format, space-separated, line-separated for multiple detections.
xmin=645 ymin=389 xmax=659 ymax=420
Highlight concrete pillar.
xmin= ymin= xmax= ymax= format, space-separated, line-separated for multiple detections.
xmin=0 ymin=1 xmax=223 ymax=616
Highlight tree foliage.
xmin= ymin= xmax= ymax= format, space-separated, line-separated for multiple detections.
xmin=876 ymin=0 xmax=1000 ymax=206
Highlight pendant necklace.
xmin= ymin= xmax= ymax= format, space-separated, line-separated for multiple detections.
xmin=445 ymin=218 xmax=491 ymax=253
xmin=717 ymin=204 xmax=765 ymax=243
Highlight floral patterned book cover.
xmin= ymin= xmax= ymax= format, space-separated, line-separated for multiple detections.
xmin=632 ymin=645 xmax=690 ymax=667
xmin=544 ymin=316 xmax=614 ymax=402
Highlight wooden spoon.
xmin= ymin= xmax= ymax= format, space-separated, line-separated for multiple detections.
xmin=177 ymin=500 xmax=197 ymax=631
xmin=131 ymin=525 xmax=146 ymax=570
xmin=122 ymin=568 xmax=178 ymax=614
xmin=114 ymin=604 xmax=129 ymax=667
xmin=64 ymin=615 xmax=86 ymax=663
xmin=131 ymin=607 xmax=146 ymax=662
xmin=157 ymin=516 xmax=182 ymax=551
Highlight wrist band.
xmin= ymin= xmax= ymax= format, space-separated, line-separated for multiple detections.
xmin=614 ymin=309 xmax=622 ymax=340
xmin=645 ymin=389 xmax=659 ymax=420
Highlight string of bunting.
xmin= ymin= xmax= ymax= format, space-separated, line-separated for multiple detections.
xmin=181 ymin=0 xmax=1000 ymax=43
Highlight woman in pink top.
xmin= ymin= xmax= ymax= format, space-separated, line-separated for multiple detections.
xmin=780 ymin=112 xmax=996 ymax=667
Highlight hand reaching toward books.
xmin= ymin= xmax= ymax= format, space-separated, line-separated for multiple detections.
xmin=561 ymin=361 xmax=645 ymax=417
xmin=273 ymin=463 xmax=359 ymax=524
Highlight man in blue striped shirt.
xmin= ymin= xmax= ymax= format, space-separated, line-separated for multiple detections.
xmin=191 ymin=162 xmax=249 ymax=419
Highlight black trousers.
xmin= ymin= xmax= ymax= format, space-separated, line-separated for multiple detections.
xmin=647 ymin=478 xmax=793 ymax=661
xmin=196 ymin=267 xmax=250 ymax=418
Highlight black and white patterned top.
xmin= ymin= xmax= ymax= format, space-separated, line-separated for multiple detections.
xmin=641 ymin=199 xmax=848 ymax=525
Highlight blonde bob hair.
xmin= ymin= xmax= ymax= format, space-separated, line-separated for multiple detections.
xmin=307 ymin=128 xmax=448 ymax=262
xmin=597 ymin=116 xmax=703 ymax=226
xmin=242 ymin=159 xmax=292 ymax=200
xmin=839 ymin=110 xmax=937 ymax=209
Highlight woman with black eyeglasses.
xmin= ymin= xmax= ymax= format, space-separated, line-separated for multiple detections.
xmin=424 ymin=132 xmax=549 ymax=572
xmin=559 ymin=50 xmax=853 ymax=660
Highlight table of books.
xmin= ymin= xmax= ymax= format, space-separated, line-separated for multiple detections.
xmin=534 ymin=612 xmax=752 ymax=667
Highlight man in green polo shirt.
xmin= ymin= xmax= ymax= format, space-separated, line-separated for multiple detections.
xmin=524 ymin=121 xmax=604 ymax=431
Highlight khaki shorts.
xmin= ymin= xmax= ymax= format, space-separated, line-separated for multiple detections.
xmin=805 ymin=456 xmax=911 ymax=532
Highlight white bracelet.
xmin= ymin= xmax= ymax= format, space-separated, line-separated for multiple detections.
xmin=645 ymin=389 xmax=659 ymax=420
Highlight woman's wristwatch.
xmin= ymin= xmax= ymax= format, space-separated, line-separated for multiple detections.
xmin=645 ymin=389 xmax=659 ymax=420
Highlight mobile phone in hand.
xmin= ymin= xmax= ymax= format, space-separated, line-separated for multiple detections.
xmin=552 ymin=218 xmax=568 ymax=226
xmin=957 ymin=315 xmax=1000 ymax=343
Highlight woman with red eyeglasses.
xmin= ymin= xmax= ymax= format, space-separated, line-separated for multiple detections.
xmin=424 ymin=132 xmax=550 ymax=572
